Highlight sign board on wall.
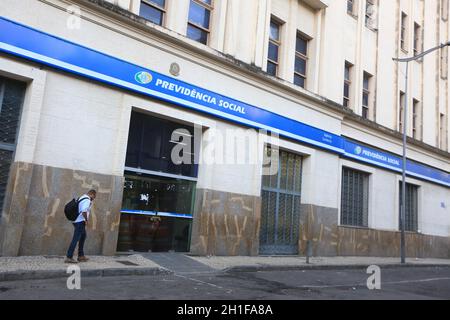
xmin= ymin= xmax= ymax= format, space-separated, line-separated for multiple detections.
xmin=0 ymin=17 xmax=449 ymax=187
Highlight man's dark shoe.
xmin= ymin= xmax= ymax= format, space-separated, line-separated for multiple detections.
xmin=77 ymin=256 xmax=89 ymax=262
xmin=65 ymin=258 xmax=78 ymax=264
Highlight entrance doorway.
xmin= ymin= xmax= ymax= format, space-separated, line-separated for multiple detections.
xmin=117 ymin=111 xmax=198 ymax=253
xmin=259 ymin=147 xmax=302 ymax=255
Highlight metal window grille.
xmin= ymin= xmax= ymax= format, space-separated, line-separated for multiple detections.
xmin=260 ymin=147 xmax=302 ymax=255
xmin=0 ymin=77 xmax=26 ymax=217
xmin=340 ymin=167 xmax=369 ymax=227
xmin=399 ymin=183 xmax=419 ymax=232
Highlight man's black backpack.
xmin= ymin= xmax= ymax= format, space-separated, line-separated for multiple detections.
xmin=64 ymin=197 xmax=89 ymax=221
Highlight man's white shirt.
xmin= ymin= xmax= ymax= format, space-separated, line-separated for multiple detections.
xmin=74 ymin=195 xmax=92 ymax=223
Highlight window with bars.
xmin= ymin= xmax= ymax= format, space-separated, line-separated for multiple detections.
xmin=399 ymin=182 xmax=419 ymax=232
xmin=343 ymin=62 xmax=352 ymax=107
xmin=187 ymin=0 xmax=213 ymax=45
xmin=267 ymin=18 xmax=282 ymax=77
xmin=294 ymin=33 xmax=308 ymax=88
xmin=139 ymin=0 xmax=166 ymax=26
xmin=0 ymin=76 xmax=26 ymax=217
xmin=340 ymin=167 xmax=369 ymax=228
xmin=260 ymin=146 xmax=302 ymax=255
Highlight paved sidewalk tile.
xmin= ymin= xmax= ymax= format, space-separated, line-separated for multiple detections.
xmin=142 ymin=253 xmax=216 ymax=274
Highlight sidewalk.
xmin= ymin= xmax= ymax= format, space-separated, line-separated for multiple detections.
xmin=1 ymin=254 xmax=450 ymax=282
xmin=188 ymin=255 xmax=450 ymax=272
xmin=0 ymin=254 xmax=170 ymax=282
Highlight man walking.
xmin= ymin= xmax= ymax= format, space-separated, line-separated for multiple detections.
xmin=65 ymin=190 xmax=97 ymax=264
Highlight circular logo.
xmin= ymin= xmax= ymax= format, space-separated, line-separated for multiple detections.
xmin=170 ymin=63 xmax=180 ymax=76
xmin=355 ymin=146 xmax=362 ymax=155
xmin=135 ymin=71 xmax=153 ymax=84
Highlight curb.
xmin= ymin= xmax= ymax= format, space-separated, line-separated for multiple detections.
xmin=224 ymin=263 xmax=450 ymax=273
xmin=0 ymin=267 xmax=172 ymax=282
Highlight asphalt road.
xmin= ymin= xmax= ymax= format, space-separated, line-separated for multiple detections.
xmin=0 ymin=266 xmax=450 ymax=300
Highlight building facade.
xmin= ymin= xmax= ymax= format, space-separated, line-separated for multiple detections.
xmin=0 ymin=0 xmax=449 ymax=257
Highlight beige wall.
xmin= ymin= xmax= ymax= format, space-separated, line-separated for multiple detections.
xmin=99 ymin=0 xmax=450 ymax=152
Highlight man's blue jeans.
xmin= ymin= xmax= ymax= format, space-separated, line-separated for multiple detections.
xmin=66 ymin=221 xmax=86 ymax=259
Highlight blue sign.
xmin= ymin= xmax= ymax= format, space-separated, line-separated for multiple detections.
xmin=344 ymin=140 xmax=450 ymax=187
xmin=0 ymin=17 xmax=343 ymax=154
xmin=0 ymin=16 xmax=449 ymax=187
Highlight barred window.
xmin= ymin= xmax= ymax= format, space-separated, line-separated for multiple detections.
xmin=0 ymin=76 xmax=26 ymax=216
xmin=399 ymin=183 xmax=419 ymax=232
xmin=340 ymin=167 xmax=369 ymax=227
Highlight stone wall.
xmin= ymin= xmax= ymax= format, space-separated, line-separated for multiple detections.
xmin=190 ymin=188 xmax=261 ymax=256
xmin=299 ymin=204 xmax=450 ymax=259
xmin=0 ymin=162 xmax=124 ymax=256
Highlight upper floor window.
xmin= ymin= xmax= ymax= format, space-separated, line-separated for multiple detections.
xmin=267 ymin=18 xmax=282 ymax=77
xmin=294 ymin=34 xmax=309 ymax=88
xmin=365 ymin=0 xmax=375 ymax=27
xmin=343 ymin=62 xmax=352 ymax=107
xmin=442 ymin=0 xmax=449 ymax=21
xmin=139 ymin=0 xmax=166 ymax=26
xmin=414 ymin=22 xmax=422 ymax=56
xmin=362 ymin=72 xmax=372 ymax=119
xmin=401 ymin=12 xmax=408 ymax=51
xmin=187 ymin=0 xmax=213 ymax=45
xmin=347 ymin=0 xmax=355 ymax=15
xmin=441 ymin=46 xmax=449 ymax=79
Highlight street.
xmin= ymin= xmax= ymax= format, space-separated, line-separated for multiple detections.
xmin=0 ymin=266 xmax=450 ymax=300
